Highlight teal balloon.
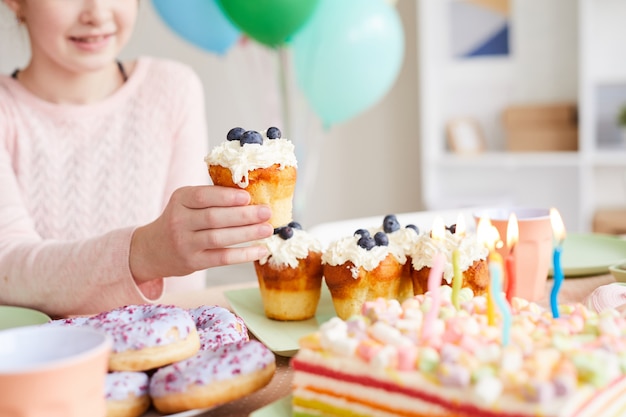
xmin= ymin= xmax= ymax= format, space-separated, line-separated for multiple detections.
xmin=292 ymin=0 xmax=404 ymax=127
xmin=152 ymin=0 xmax=240 ymax=55
xmin=217 ymin=0 xmax=319 ymax=48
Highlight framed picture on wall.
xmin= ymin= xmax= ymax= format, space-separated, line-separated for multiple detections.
xmin=446 ymin=118 xmax=486 ymax=154
xmin=449 ymin=0 xmax=511 ymax=59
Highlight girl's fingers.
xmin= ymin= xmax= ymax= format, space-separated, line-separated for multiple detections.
xmin=189 ymin=222 xmax=274 ymax=250
xmin=198 ymin=245 xmax=270 ymax=268
xmin=177 ymin=185 xmax=250 ymax=209
xmin=188 ymin=204 xmax=272 ymax=231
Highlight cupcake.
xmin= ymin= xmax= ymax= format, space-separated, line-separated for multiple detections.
xmin=205 ymin=126 xmax=297 ymax=227
xmin=409 ymin=224 xmax=489 ymax=296
xmin=254 ymin=222 xmax=324 ymax=321
xmin=322 ymin=215 xmax=416 ymax=320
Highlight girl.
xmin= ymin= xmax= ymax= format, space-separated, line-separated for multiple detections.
xmin=0 ymin=0 xmax=273 ymax=316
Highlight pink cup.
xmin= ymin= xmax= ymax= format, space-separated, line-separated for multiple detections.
xmin=0 ymin=326 xmax=111 ymax=417
xmin=474 ymin=208 xmax=553 ymax=301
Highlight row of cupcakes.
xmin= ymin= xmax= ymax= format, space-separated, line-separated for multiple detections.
xmin=253 ymin=215 xmax=489 ymax=321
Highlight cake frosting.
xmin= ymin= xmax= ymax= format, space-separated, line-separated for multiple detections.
xmin=292 ymin=286 xmax=626 ymax=417
xmin=204 ymin=130 xmax=297 ymax=188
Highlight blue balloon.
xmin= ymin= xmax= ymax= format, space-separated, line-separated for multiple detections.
xmin=291 ymin=0 xmax=404 ymax=127
xmin=152 ymin=0 xmax=240 ymax=55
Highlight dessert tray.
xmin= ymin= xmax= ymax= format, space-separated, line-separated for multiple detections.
xmin=144 ymin=408 xmax=212 ymax=417
xmin=250 ymin=395 xmax=291 ymax=417
xmin=550 ymin=233 xmax=626 ymax=277
xmin=224 ymin=286 xmax=336 ymax=357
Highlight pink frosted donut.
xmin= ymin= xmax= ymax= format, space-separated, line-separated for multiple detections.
xmin=85 ymin=304 xmax=200 ymax=372
xmin=42 ymin=316 xmax=89 ymax=327
xmin=149 ymin=340 xmax=276 ymax=414
xmin=105 ymin=371 xmax=150 ymax=417
xmin=583 ymin=283 xmax=626 ymax=313
xmin=188 ymin=305 xmax=249 ymax=351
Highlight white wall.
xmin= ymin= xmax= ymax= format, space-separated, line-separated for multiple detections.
xmin=0 ymin=0 xmax=422 ymax=229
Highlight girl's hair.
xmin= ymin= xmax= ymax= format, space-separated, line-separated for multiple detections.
xmin=0 ymin=2 xmax=30 ymax=73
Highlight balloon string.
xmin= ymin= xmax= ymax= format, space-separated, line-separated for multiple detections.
xmin=277 ymin=47 xmax=291 ymax=138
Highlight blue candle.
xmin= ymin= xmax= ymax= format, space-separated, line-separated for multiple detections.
xmin=550 ymin=245 xmax=564 ymax=318
xmin=549 ymin=209 xmax=566 ymax=319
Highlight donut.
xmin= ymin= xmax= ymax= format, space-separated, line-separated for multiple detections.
xmin=583 ymin=283 xmax=626 ymax=313
xmin=85 ymin=304 xmax=200 ymax=371
xmin=105 ymin=372 xmax=151 ymax=417
xmin=188 ymin=305 xmax=249 ymax=351
xmin=149 ymin=340 xmax=276 ymax=414
xmin=41 ymin=316 xmax=89 ymax=327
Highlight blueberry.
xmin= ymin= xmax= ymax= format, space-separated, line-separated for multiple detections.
xmin=273 ymin=227 xmax=281 ymax=235
xmin=240 ymin=130 xmax=263 ymax=146
xmin=447 ymin=224 xmax=457 ymax=234
xmin=226 ymin=127 xmax=245 ymax=141
xmin=278 ymin=226 xmax=294 ymax=240
xmin=383 ymin=214 xmax=400 ymax=233
xmin=266 ymin=126 xmax=282 ymax=139
xmin=406 ymin=224 xmax=420 ymax=234
xmin=374 ymin=231 xmax=389 ymax=246
xmin=354 ymin=228 xmax=370 ymax=238
xmin=288 ymin=221 xmax=302 ymax=230
xmin=357 ymin=235 xmax=376 ymax=250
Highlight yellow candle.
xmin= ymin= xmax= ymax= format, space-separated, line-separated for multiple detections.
xmin=452 ymin=249 xmax=462 ymax=309
xmin=477 ymin=217 xmax=500 ymax=326
xmin=451 ymin=213 xmax=465 ymax=309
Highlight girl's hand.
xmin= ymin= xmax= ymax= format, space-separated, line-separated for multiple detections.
xmin=129 ymin=185 xmax=273 ymax=283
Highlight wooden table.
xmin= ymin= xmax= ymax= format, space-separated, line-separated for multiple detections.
xmin=160 ymin=273 xmax=617 ymax=417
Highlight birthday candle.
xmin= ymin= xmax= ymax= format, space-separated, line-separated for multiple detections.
xmin=476 ymin=217 xmax=497 ymax=325
xmin=452 ymin=249 xmax=462 ymax=309
xmin=489 ymin=251 xmax=511 ymax=345
xmin=421 ymin=252 xmax=445 ymax=341
xmin=451 ymin=213 xmax=465 ymax=309
xmin=550 ymin=208 xmax=566 ymax=319
xmin=505 ymin=213 xmax=518 ymax=303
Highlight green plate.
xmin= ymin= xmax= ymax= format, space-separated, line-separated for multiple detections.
xmin=0 ymin=306 xmax=50 ymax=330
xmin=549 ymin=233 xmax=626 ymax=277
xmin=250 ymin=396 xmax=292 ymax=417
xmin=224 ymin=286 xmax=336 ymax=357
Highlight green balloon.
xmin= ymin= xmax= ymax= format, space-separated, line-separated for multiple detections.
xmin=217 ymin=0 xmax=320 ymax=47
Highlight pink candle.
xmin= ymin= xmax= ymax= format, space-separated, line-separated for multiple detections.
xmin=505 ymin=213 xmax=519 ymax=303
xmin=421 ymin=252 xmax=445 ymax=341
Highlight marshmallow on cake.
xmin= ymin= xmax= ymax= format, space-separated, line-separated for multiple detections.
xmin=204 ymin=126 xmax=297 ymax=227
xmin=409 ymin=223 xmax=489 ymax=296
xmin=322 ymin=215 xmax=421 ymax=320
xmin=254 ymin=222 xmax=324 ymax=321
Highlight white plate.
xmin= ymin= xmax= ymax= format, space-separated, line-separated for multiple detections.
xmin=225 ymin=286 xmax=336 ymax=357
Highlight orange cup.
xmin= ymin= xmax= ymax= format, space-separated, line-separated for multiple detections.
xmin=0 ymin=326 xmax=111 ymax=417
xmin=474 ymin=208 xmax=553 ymax=301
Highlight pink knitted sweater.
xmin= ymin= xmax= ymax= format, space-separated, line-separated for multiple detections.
xmin=0 ymin=57 xmax=209 ymax=316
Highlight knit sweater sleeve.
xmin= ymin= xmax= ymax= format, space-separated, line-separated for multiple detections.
xmin=0 ymin=60 xmax=209 ymax=316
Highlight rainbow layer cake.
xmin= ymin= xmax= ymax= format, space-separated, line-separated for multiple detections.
xmin=291 ymin=286 xmax=626 ymax=417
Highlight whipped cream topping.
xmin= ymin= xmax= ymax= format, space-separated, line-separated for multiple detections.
xmin=409 ymin=231 xmax=488 ymax=283
xmin=301 ymin=288 xmax=626 ymax=406
xmin=258 ymin=229 xmax=323 ymax=269
xmin=204 ymin=133 xmax=297 ymax=187
xmin=322 ymin=233 xmax=404 ymax=273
